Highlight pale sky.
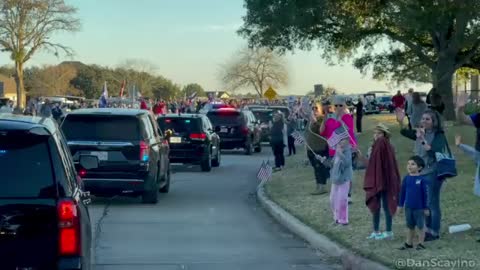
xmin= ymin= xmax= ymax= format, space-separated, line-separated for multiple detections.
xmin=1 ymin=0 xmax=431 ymax=95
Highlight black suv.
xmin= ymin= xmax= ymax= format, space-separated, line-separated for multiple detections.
xmin=0 ymin=114 xmax=92 ymax=270
xmin=250 ymin=108 xmax=274 ymax=142
xmin=61 ymin=108 xmax=171 ymax=204
xmin=157 ymin=114 xmax=221 ymax=171
xmin=206 ymin=108 xmax=261 ymax=154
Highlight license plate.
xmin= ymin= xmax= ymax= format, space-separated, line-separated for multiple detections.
xmin=220 ymin=127 xmax=228 ymax=133
xmin=90 ymin=151 xmax=108 ymax=161
xmin=169 ymin=137 xmax=182 ymax=143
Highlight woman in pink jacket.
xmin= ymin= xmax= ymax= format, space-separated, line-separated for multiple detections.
xmin=320 ymin=95 xmax=357 ymax=203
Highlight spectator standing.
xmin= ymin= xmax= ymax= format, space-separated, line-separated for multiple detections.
xmin=355 ymin=97 xmax=364 ymax=134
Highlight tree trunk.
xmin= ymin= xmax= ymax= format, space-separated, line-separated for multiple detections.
xmin=14 ymin=61 xmax=25 ymax=109
xmin=432 ymin=58 xmax=456 ymax=120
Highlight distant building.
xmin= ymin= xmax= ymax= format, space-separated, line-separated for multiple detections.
xmin=0 ymin=74 xmax=25 ymax=106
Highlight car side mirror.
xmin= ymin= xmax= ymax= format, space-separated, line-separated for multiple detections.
xmin=214 ymin=126 xmax=221 ymax=133
xmin=79 ymin=155 xmax=99 ymax=170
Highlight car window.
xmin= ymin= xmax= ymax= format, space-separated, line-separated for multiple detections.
xmin=53 ymin=132 xmax=75 ymax=194
xmin=0 ymin=132 xmax=55 ymax=198
xmin=62 ymin=115 xmax=141 ymax=141
xmin=157 ymin=117 xmax=202 ymax=134
xmin=149 ymin=114 xmax=162 ymax=137
xmin=141 ymin=115 xmax=155 ymax=139
xmin=206 ymin=111 xmax=244 ymax=126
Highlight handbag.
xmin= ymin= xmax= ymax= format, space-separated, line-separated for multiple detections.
xmin=435 ymin=137 xmax=457 ymax=179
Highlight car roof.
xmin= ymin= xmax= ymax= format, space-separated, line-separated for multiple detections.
xmin=208 ymin=108 xmax=242 ymax=113
xmin=65 ymin=108 xmax=148 ymax=116
xmin=0 ymin=113 xmax=58 ymax=134
xmin=268 ymin=105 xmax=289 ymax=109
xmin=158 ymin=113 xmax=203 ymax=118
xmin=249 ymin=108 xmax=273 ymax=112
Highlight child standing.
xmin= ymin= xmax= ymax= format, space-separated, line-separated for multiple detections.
xmin=398 ymin=156 xmax=429 ymax=250
xmin=358 ymin=123 xmax=401 ymax=240
xmin=328 ymin=137 xmax=353 ymax=225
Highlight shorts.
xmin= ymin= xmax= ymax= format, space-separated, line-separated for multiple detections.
xmin=405 ymin=208 xmax=425 ymax=230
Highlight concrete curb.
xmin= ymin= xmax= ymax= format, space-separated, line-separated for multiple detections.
xmin=256 ymin=183 xmax=390 ymax=270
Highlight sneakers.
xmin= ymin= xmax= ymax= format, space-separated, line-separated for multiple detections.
xmin=367 ymin=232 xmax=382 ymax=240
xmin=367 ymin=231 xmax=394 ymax=240
xmin=348 ymin=197 xmax=353 ymax=204
xmin=311 ymin=184 xmax=328 ymax=195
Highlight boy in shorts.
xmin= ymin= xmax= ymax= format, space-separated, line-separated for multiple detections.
xmin=398 ymin=156 xmax=429 ymax=250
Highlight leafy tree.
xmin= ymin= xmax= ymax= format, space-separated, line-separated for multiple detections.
xmin=239 ymin=0 xmax=480 ymax=119
xmin=182 ymin=83 xmax=206 ymax=97
xmin=151 ymin=77 xmax=181 ymax=100
xmin=220 ymin=47 xmax=288 ymax=97
xmin=0 ymin=0 xmax=80 ymax=108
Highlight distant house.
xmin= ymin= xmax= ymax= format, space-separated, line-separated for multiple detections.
xmin=0 ymin=74 xmax=25 ymax=105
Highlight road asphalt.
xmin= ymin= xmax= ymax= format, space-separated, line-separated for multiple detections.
xmin=89 ymin=146 xmax=341 ymax=270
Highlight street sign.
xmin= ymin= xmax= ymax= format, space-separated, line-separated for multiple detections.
xmin=263 ymin=86 xmax=277 ymax=100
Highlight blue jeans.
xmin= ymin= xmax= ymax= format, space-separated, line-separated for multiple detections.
xmin=425 ymin=173 xmax=444 ymax=236
xmin=373 ymin=191 xmax=392 ymax=232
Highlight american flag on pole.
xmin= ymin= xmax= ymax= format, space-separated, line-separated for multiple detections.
xmin=291 ymin=131 xmax=305 ymax=145
xmin=327 ymin=125 xmax=350 ymax=148
xmin=257 ymin=161 xmax=273 ymax=182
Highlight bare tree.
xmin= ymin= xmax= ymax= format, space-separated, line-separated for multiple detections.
xmin=0 ymin=0 xmax=80 ymax=108
xmin=27 ymin=64 xmax=79 ymax=97
xmin=220 ymin=47 xmax=288 ymax=97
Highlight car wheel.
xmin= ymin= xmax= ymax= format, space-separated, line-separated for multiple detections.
xmin=245 ymin=139 xmax=253 ymax=155
xmin=201 ymin=150 xmax=212 ymax=172
xmin=159 ymin=168 xmax=170 ymax=193
xmin=142 ymin=176 xmax=159 ymax=204
xmin=212 ymin=147 xmax=221 ymax=167
xmin=254 ymin=143 xmax=262 ymax=153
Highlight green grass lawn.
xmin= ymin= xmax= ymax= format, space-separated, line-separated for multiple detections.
xmin=265 ymin=114 xmax=480 ymax=270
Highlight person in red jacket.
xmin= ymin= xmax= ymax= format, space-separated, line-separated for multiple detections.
xmin=140 ymin=98 xmax=149 ymax=110
xmin=392 ymin=90 xmax=406 ymax=109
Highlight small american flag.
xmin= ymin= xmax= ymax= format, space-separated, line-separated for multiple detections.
xmin=257 ymin=161 xmax=273 ymax=182
xmin=291 ymin=131 xmax=305 ymax=145
xmin=327 ymin=125 xmax=350 ymax=148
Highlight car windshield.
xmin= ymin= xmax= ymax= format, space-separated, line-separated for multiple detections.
xmin=0 ymin=132 xmax=54 ymax=198
xmin=62 ymin=115 xmax=140 ymax=141
xmin=158 ymin=117 xmax=202 ymax=134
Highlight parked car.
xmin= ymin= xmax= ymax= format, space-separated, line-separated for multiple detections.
xmin=363 ymin=93 xmax=381 ymax=114
xmin=61 ymin=108 xmax=171 ymax=204
xmin=206 ymin=107 xmax=262 ymax=154
xmin=250 ymin=108 xmax=274 ymax=142
xmin=376 ymin=96 xmax=394 ymax=113
xmin=0 ymin=113 xmax=92 ymax=270
xmin=157 ymin=113 xmax=221 ymax=171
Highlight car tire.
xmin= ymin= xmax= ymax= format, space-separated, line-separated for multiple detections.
xmin=254 ymin=143 xmax=262 ymax=153
xmin=159 ymin=169 xmax=170 ymax=193
xmin=142 ymin=175 xmax=159 ymax=204
xmin=245 ymin=139 xmax=253 ymax=155
xmin=201 ymin=150 xmax=212 ymax=172
xmin=212 ymin=148 xmax=221 ymax=167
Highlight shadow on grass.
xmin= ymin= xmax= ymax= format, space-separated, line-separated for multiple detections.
xmin=266 ymin=114 xmax=480 ymax=270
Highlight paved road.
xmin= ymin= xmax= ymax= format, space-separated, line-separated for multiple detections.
xmin=89 ymin=146 xmax=340 ymax=270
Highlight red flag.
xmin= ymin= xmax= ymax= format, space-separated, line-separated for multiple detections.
xmin=119 ymin=80 xmax=126 ymax=97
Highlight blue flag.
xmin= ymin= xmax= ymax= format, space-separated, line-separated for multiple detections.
xmin=99 ymin=81 xmax=108 ymax=108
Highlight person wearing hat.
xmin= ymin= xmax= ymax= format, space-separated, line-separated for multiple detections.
xmin=305 ymin=101 xmax=332 ymax=195
xmin=357 ymin=123 xmax=401 ymax=240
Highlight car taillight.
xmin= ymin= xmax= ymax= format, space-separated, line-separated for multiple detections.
xmin=241 ymin=127 xmax=249 ymax=135
xmin=190 ymin=133 xmax=207 ymax=140
xmin=140 ymin=141 xmax=150 ymax=161
xmin=58 ymin=199 xmax=80 ymax=256
xmin=78 ymin=168 xmax=87 ymax=177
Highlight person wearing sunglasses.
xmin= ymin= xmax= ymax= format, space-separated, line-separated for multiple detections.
xmin=305 ymin=101 xmax=331 ymax=195
xmin=320 ymin=96 xmax=358 ymax=203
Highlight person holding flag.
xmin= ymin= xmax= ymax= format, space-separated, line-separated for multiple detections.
xmin=98 ymin=82 xmax=108 ymax=108
xmin=305 ymin=100 xmax=331 ymax=195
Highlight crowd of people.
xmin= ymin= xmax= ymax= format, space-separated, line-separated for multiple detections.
xmin=266 ymin=89 xmax=479 ymax=252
